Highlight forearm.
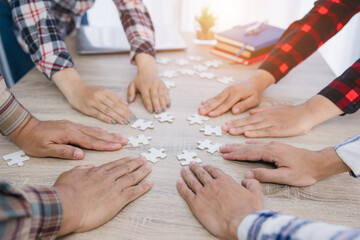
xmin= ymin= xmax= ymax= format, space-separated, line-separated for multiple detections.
xmin=135 ymin=53 xmax=158 ymax=74
xmin=238 ymin=210 xmax=360 ymax=240
xmin=51 ymin=68 xmax=85 ymax=100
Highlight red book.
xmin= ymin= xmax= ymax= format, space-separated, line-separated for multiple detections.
xmin=210 ymin=47 xmax=268 ymax=65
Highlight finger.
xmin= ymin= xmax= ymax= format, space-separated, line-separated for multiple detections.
xmin=249 ymin=105 xmax=273 ymax=115
xmin=246 ymin=168 xmax=290 ymax=185
xmin=228 ymin=121 xmax=273 ymax=136
xmin=207 ymin=95 xmax=237 ymax=117
xmin=219 ymin=143 xmax=245 ymax=153
xmin=107 ymin=157 xmax=148 ymax=179
xmin=150 ymin=88 xmax=162 ymax=113
xmin=231 ymin=96 xmax=258 ymax=115
xmin=223 ymin=115 xmax=263 ymax=132
xmin=88 ymin=108 xmax=113 ymax=124
xmin=244 ymin=127 xmax=279 ymax=138
xmin=241 ymin=179 xmax=263 ymax=199
xmin=164 ymin=86 xmax=171 ymax=108
xmin=105 ymin=94 xmax=133 ymax=123
xmin=159 ymin=88 xmax=168 ymax=112
xmin=189 ymin=162 xmax=214 ymax=185
xmin=73 ymin=164 xmax=95 ymax=170
xmin=177 ymin=179 xmax=195 ymax=203
xmin=127 ymin=82 xmax=137 ymax=103
xmin=97 ymin=99 xmax=129 ymax=125
xmin=99 ymin=156 xmax=141 ymax=171
xmin=140 ymin=88 xmax=153 ymax=113
xmin=121 ymin=179 xmax=153 ymax=203
xmin=117 ymin=163 xmax=152 ymax=189
xmin=203 ymin=165 xmax=226 ymax=179
xmin=222 ymin=147 xmax=275 ymax=163
xmin=198 ymin=91 xmax=228 ymax=116
xmin=180 ymin=167 xmax=203 ymax=193
xmin=47 ymin=144 xmax=84 ymax=160
xmin=77 ymin=125 xmax=127 ymax=145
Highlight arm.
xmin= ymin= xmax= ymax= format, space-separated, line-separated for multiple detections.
xmin=114 ymin=0 xmax=170 ymax=113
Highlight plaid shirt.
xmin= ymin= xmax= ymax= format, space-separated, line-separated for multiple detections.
xmin=259 ymin=0 xmax=360 ymax=114
xmin=0 ymin=181 xmax=62 ymax=240
xmin=8 ymin=0 xmax=155 ymax=79
xmin=0 ymin=75 xmax=29 ymax=135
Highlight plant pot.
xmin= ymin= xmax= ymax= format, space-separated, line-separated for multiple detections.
xmin=196 ymin=30 xmax=215 ymax=40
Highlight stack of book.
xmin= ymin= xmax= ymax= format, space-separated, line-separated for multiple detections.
xmin=211 ymin=22 xmax=284 ymax=65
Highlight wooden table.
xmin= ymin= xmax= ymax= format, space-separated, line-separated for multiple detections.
xmin=1 ymin=33 xmax=360 ymax=239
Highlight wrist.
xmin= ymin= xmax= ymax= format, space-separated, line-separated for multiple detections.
xmin=52 ymin=68 xmax=86 ymax=100
xmin=247 ymin=69 xmax=276 ymax=92
xmin=228 ymin=216 xmax=243 ymax=240
xmin=135 ymin=53 xmax=157 ymax=74
xmin=8 ymin=115 xmax=38 ymax=145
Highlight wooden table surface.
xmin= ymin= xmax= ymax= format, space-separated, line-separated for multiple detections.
xmin=1 ymin=33 xmax=360 ymax=239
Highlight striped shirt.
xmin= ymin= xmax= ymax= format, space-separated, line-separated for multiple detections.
xmin=7 ymin=0 xmax=155 ymax=79
xmin=0 ymin=181 xmax=62 ymax=240
xmin=259 ymin=0 xmax=360 ymax=114
xmin=238 ymin=134 xmax=360 ymax=240
xmin=0 ymin=75 xmax=29 ymax=135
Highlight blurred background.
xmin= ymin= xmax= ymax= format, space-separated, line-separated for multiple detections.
xmin=86 ymin=0 xmax=360 ymax=77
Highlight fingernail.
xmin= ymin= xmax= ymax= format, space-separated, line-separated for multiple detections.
xmin=162 ymin=106 xmax=166 ymax=112
xmin=74 ymin=149 xmax=82 ymax=159
xmin=167 ymin=102 xmax=171 ymax=108
xmin=149 ymin=108 xmax=154 ymax=114
xmin=130 ymin=115 xmax=137 ymax=122
xmin=157 ymin=108 xmax=162 ymax=113
xmin=233 ymin=107 xmax=240 ymax=114
xmin=110 ymin=119 xmax=117 ymax=124
xmin=177 ymin=179 xmax=184 ymax=184
xmin=246 ymin=170 xmax=254 ymax=179
xmin=122 ymin=119 xmax=129 ymax=124
xmin=127 ymin=97 xmax=131 ymax=103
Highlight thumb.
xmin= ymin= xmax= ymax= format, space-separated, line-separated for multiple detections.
xmin=241 ymin=179 xmax=263 ymax=198
xmin=48 ymin=144 xmax=84 ymax=160
xmin=246 ymin=168 xmax=289 ymax=185
xmin=127 ymin=82 xmax=136 ymax=103
xmin=249 ymin=105 xmax=273 ymax=115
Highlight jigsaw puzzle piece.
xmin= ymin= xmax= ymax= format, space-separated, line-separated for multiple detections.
xmin=131 ymin=119 xmax=154 ymax=131
xmin=128 ymin=135 xmax=152 ymax=147
xmin=3 ymin=150 xmax=29 ymax=167
xmin=141 ymin=148 xmax=167 ymax=163
xmin=200 ymin=125 xmax=223 ymax=136
xmin=186 ymin=113 xmax=209 ymax=125
xmin=154 ymin=112 xmax=175 ymax=123
xmin=197 ymin=140 xmax=221 ymax=154
xmin=177 ymin=150 xmax=202 ymax=166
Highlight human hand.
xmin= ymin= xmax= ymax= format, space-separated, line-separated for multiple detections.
xmin=198 ymin=70 xmax=275 ymax=117
xmin=54 ymin=156 xmax=153 ymax=235
xmin=221 ymin=141 xmax=350 ymax=186
xmin=128 ymin=53 xmax=170 ymax=113
xmin=52 ymin=68 xmax=136 ymax=124
xmin=222 ymin=95 xmax=343 ymax=138
xmin=177 ymin=163 xmax=263 ymax=240
xmin=8 ymin=116 xmax=128 ymax=160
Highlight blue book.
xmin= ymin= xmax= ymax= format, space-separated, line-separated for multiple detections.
xmin=215 ymin=22 xmax=284 ymax=52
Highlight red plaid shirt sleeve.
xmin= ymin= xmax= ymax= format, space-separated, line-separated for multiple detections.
xmin=0 ymin=181 xmax=62 ymax=240
xmin=259 ymin=0 xmax=360 ymax=114
xmin=114 ymin=0 xmax=156 ymax=63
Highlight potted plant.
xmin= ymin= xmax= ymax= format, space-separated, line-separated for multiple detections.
xmin=195 ymin=7 xmax=217 ymax=40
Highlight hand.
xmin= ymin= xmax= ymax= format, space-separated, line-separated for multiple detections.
xmin=128 ymin=53 xmax=170 ymax=114
xmin=52 ymin=68 xmax=136 ymax=124
xmin=177 ymin=163 xmax=263 ymax=240
xmin=222 ymin=95 xmax=343 ymax=138
xmin=8 ymin=116 xmax=128 ymax=160
xmin=54 ymin=156 xmax=153 ymax=235
xmin=198 ymin=70 xmax=275 ymax=117
xmin=220 ymin=141 xmax=350 ymax=186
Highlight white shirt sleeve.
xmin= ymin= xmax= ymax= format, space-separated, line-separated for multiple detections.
xmin=335 ymin=134 xmax=360 ymax=178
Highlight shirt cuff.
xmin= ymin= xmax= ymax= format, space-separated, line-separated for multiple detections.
xmin=130 ymin=40 xmax=156 ymax=65
xmin=22 ymin=186 xmax=63 ymax=240
xmin=335 ymin=135 xmax=360 ymax=178
xmin=36 ymin=52 xmax=75 ymax=80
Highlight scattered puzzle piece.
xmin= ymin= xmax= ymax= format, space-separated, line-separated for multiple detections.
xmin=187 ymin=113 xmax=209 ymax=125
xmin=200 ymin=125 xmax=222 ymax=136
xmin=180 ymin=69 xmax=196 ymax=76
xmin=177 ymin=150 xmax=202 ymax=166
xmin=159 ymin=70 xmax=178 ymax=78
xmin=3 ymin=150 xmax=29 ymax=167
xmin=204 ymin=60 xmax=223 ymax=68
xmin=176 ymin=58 xmax=190 ymax=66
xmin=156 ymin=57 xmax=171 ymax=65
xmin=154 ymin=112 xmax=175 ymax=123
xmin=188 ymin=55 xmax=203 ymax=61
xmin=128 ymin=134 xmax=152 ymax=147
xmin=131 ymin=119 xmax=154 ymax=131
xmin=197 ymin=139 xmax=221 ymax=154
xmin=199 ymin=72 xmax=216 ymax=79
xmin=193 ymin=64 xmax=208 ymax=72
xmin=217 ymin=76 xmax=235 ymax=85
xmin=141 ymin=148 xmax=167 ymax=163
xmin=164 ymin=80 xmax=176 ymax=89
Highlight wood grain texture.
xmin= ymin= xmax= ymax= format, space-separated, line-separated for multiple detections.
xmin=1 ymin=33 xmax=359 ymax=239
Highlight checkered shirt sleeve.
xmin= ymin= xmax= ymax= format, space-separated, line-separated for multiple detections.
xmin=114 ymin=0 xmax=156 ymax=63
xmin=0 ymin=181 xmax=62 ymax=240
xmin=259 ymin=0 xmax=360 ymax=114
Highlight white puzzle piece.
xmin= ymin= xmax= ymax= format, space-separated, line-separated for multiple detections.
xmin=204 ymin=60 xmax=223 ymax=68
xmin=188 ymin=55 xmax=203 ymax=61
xmin=128 ymin=134 xmax=152 ymax=147
xmin=197 ymin=139 xmax=221 ymax=154
xmin=154 ymin=112 xmax=175 ymax=123
xmin=156 ymin=57 xmax=171 ymax=65
xmin=176 ymin=58 xmax=190 ymax=66
xmin=217 ymin=76 xmax=235 ymax=85
xmin=193 ymin=64 xmax=208 ymax=72
xmin=200 ymin=125 xmax=222 ymax=136
xmin=186 ymin=113 xmax=209 ymax=125
xmin=159 ymin=70 xmax=178 ymax=78
xmin=199 ymin=72 xmax=216 ymax=79
xmin=180 ymin=69 xmax=196 ymax=76
xmin=141 ymin=148 xmax=167 ymax=163
xmin=177 ymin=150 xmax=202 ymax=166
xmin=164 ymin=80 xmax=176 ymax=89
xmin=131 ymin=119 xmax=154 ymax=131
xmin=3 ymin=150 xmax=29 ymax=167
